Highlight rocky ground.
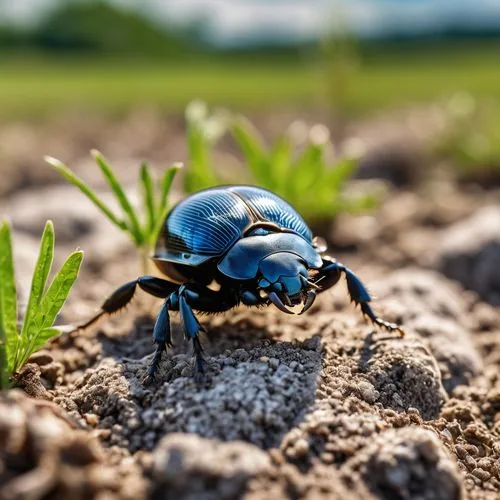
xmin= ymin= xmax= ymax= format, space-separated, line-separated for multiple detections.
xmin=1 ymin=111 xmax=499 ymax=499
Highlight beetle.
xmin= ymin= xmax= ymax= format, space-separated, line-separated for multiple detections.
xmin=78 ymin=185 xmax=403 ymax=383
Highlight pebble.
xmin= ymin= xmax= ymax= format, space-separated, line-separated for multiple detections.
xmin=84 ymin=413 xmax=99 ymax=426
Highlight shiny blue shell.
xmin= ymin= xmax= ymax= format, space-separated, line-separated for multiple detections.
xmin=154 ymin=186 xmax=312 ymax=266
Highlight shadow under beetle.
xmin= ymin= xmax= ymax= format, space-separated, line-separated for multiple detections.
xmin=78 ymin=185 xmax=404 ymax=384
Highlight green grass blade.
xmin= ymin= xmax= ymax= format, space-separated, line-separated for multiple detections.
xmin=35 ymin=250 xmax=84 ymax=334
xmin=185 ymin=126 xmax=217 ymax=192
xmin=159 ymin=162 xmax=182 ymax=212
xmin=231 ymin=119 xmax=270 ymax=185
xmin=91 ymin=150 xmax=144 ymax=245
xmin=30 ymin=327 xmax=62 ymax=354
xmin=0 ymin=221 xmax=18 ymax=380
xmin=17 ymin=250 xmax=83 ymax=371
xmin=0 ymin=321 xmax=8 ymax=389
xmin=327 ymin=157 xmax=358 ymax=192
xmin=46 ymin=156 xmax=127 ymax=231
xmin=151 ymin=163 xmax=182 ymax=246
xmin=21 ymin=220 xmax=55 ymax=344
xmin=270 ymin=134 xmax=293 ymax=192
xmin=140 ymin=162 xmax=156 ymax=236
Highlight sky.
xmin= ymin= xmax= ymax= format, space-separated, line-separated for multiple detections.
xmin=2 ymin=0 xmax=500 ymax=47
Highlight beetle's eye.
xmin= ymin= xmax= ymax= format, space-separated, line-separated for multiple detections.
xmin=182 ymin=253 xmax=190 ymax=259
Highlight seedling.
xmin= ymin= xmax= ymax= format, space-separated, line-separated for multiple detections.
xmin=46 ymin=151 xmax=181 ymax=273
xmin=230 ymin=117 xmax=378 ymax=221
xmin=182 ymin=101 xmax=377 ymax=222
xmin=183 ymin=100 xmax=229 ymax=193
xmin=0 ymin=220 xmax=83 ymax=390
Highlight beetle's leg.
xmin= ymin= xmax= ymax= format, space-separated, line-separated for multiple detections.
xmin=313 ymin=258 xmax=404 ymax=336
xmin=77 ymin=276 xmax=179 ymax=330
xmin=173 ymin=284 xmax=239 ymax=381
xmin=144 ymin=296 xmax=174 ymax=385
xmin=174 ymin=287 xmax=205 ymax=380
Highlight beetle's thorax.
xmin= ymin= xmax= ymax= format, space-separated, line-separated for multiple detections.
xmin=217 ymin=231 xmax=322 ymax=280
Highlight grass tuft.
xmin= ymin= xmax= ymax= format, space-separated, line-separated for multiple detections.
xmin=0 ymin=220 xmax=83 ymax=389
xmin=47 ymin=153 xmax=182 ymax=273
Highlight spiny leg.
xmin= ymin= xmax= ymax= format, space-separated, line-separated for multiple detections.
xmin=144 ymin=284 xmax=239 ymax=384
xmin=315 ymin=258 xmax=404 ymax=336
xmin=177 ymin=284 xmax=239 ymax=381
xmin=76 ymin=276 xmax=179 ymax=330
xmin=144 ymin=297 xmax=174 ymax=385
xmin=178 ymin=289 xmax=206 ymax=381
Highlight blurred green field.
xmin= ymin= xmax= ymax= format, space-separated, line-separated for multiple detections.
xmin=2 ymin=45 xmax=500 ymax=118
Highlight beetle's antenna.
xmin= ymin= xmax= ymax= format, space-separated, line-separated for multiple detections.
xmin=300 ymin=275 xmax=320 ymax=290
xmin=307 ymin=280 xmax=321 ymax=290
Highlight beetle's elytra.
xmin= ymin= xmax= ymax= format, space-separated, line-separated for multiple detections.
xmin=78 ymin=185 xmax=403 ymax=383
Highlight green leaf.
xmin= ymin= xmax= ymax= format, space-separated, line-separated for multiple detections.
xmin=21 ymin=221 xmax=54 ymax=345
xmin=185 ymin=127 xmax=217 ymax=192
xmin=31 ymin=327 xmax=62 ymax=353
xmin=91 ymin=150 xmax=144 ymax=246
xmin=35 ymin=250 xmax=84 ymax=335
xmin=16 ymin=249 xmax=82 ymax=371
xmin=231 ymin=119 xmax=270 ymax=185
xmin=159 ymin=163 xmax=182 ymax=213
xmin=269 ymin=134 xmax=293 ymax=192
xmin=45 ymin=156 xmax=127 ymax=231
xmin=0 ymin=221 xmax=18 ymax=384
xmin=327 ymin=157 xmax=358 ymax=192
xmin=292 ymin=143 xmax=324 ymax=190
xmin=140 ymin=162 xmax=156 ymax=236
xmin=152 ymin=163 xmax=182 ymax=246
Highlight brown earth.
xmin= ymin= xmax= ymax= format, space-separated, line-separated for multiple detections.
xmin=1 ymin=111 xmax=499 ymax=500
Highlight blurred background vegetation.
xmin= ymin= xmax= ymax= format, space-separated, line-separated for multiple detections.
xmin=1 ymin=0 xmax=500 ymax=118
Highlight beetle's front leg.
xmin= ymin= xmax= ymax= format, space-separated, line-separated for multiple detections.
xmin=144 ymin=296 xmax=175 ymax=385
xmin=171 ymin=284 xmax=239 ymax=382
xmin=314 ymin=258 xmax=404 ymax=336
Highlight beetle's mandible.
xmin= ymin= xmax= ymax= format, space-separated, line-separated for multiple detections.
xmin=78 ymin=185 xmax=404 ymax=383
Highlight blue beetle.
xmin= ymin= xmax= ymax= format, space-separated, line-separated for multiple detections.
xmin=79 ymin=186 xmax=403 ymax=383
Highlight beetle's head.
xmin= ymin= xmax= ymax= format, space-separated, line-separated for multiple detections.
xmin=258 ymin=252 xmax=318 ymax=315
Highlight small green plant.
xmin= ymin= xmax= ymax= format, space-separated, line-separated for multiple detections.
xmin=46 ymin=151 xmax=181 ymax=273
xmin=181 ymin=100 xmax=377 ymax=222
xmin=0 ymin=220 xmax=83 ymax=390
xmin=230 ymin=118 xmax=377 ymax=221
xmin=184 ymin=100 xmax=229 ymax=193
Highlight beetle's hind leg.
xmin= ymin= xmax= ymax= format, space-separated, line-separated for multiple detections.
xmin=315 ymin=259 xmax=404 ymax=336
xmin=75 ymin=276 xmax=179 ymax=331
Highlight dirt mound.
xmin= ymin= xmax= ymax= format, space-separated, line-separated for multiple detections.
xmin=2 ymin=267 xmax=489 ymax=498
xmin=0 ymin=390 xmax=146 ymax=500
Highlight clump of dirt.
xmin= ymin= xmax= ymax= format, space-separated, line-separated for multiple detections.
xmin=0 ymin=390 xmax=146 ymax=500
xmin=372 ymin=269 xmax=483 ymax=393
xmin=55 ymin=338 xmax=322 ymax=451
xmin=151 ymin=434 xmax=272 ymax=500
xmin=429 ymin=206 xmax=500 ymax=306
xmin=341 ymin=427 xmax=463 ymax=500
